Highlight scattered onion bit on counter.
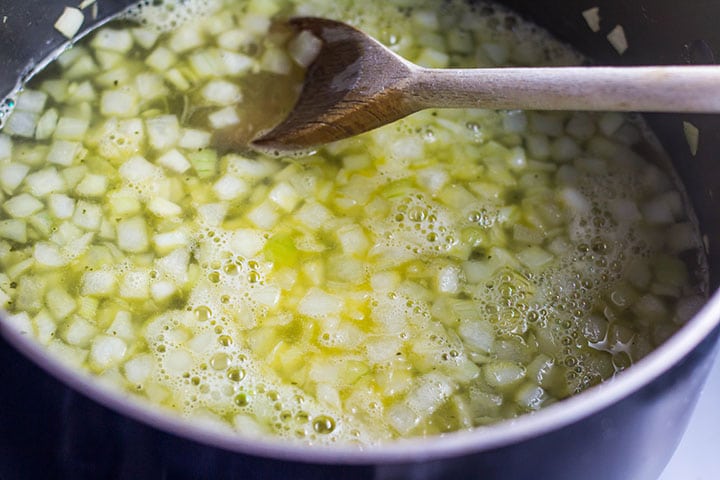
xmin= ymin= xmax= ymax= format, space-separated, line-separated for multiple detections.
xmin=581 ymin=7 xmax=601 ymax=33
xmin=54 ymin=6 xmax=85 ymax=39
xmin=683 ymin=121 xmax=700 ymax=156
xmin=607 ymin=25 xmax=628 ymax=55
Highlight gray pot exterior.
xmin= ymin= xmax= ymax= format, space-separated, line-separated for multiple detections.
xmin=1 ymin=0 xmax=719 ymax=479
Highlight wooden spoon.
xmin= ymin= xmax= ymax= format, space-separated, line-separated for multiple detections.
xmin=252 ymin=17 xmax=720 ymax=153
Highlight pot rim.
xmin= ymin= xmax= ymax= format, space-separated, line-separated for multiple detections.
xmin=2 ymin=285 xmax=719 ymax=464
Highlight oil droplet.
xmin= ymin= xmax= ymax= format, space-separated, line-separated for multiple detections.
xmin=234 ymin=392 xmax=249 ymax=406
xmin=218 ymin=334 xmax=233 ymax=346
xmin=312 ymin=415 xmax=336 ymax=434
xmin=227 ymin=367 xmax=246 ymax=382
xmin=248 ymin=271 xmax=261 ymax=283
xmin=408 ymin=206 xmax=427 ymax=222
xmin=194 ymin=305 xmax=212 ymax=321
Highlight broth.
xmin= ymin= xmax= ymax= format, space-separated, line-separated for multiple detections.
xmin=0 ymin=0 xmax=708 ymax=444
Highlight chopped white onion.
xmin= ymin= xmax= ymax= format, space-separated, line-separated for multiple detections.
xmin=683 ymin=121 xmax=699 ymax=156
xmin=581 ymin=7 xmax=601 ymax=33
xmin=607 ymin=25 xmax=628 ymax=55
xmin=288 ymin=30 xmax=323 ymax=68
xmin=54 ymin=7 xmax=84 ymax=39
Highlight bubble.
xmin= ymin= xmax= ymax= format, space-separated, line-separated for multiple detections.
xmin=122 ymin=0 xmax=220 ymax=33
xmin=210 ymin=353 xmax=229 ymax=370
xmin=408 ymin=206 xmax=427 ymax=222
xmin=312 ymin=415 xmax=336 ymax=434
xmin=227 ymin=367 xmax=246 ymax=383
xmin=234 ymin=393 xmax=249 ymax=407
xmin=224 ymin=263 xmax=239 ymax=275
xmin=194 ymin=306 xmax=212 ymax=322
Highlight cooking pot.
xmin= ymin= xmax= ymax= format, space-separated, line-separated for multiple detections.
xmin=0 ymin=0 xmax=719 ymax=479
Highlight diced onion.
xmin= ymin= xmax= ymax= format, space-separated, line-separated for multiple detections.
xmin=213 ymin=174 xmax=249 ymax=201
xmin=208 ymin=107 xmax=240 ymax=129
xmin=581 ymin=7 xmax=601 ymax=33
xmin=288 ymin=30 xmax=323 ymax=68
xmin=81 ymin=270 xmax=117 ymax=296
xmin=16 ymin=90 xmax=48 ymax=113
xmin=92 ymin=29 xmax=134 ymax=53
xmin=683 ymin=121 xmax=699 ymax=156
xmin=201 ymin=80 xmax=242 ymax=106
xmin=260 ymin=48 xmax=292 ymax=75
xmin=54 ymin=7 xmax=84 ymax=39
xmin=298 ymin=288 xmax=343 ymax=318
xmin=35 ymin=109 xmax=59 ymax=140
xmin=483 ymin=361 xmax=526 ymax=388
xmin=0 ymin=163 xmax=30 ymax=193
xmin=0 ymin=135 xmax=12 ymax=160
xmin=3 ymin=193 xmax=43 ymax=218
xmin=0 ymin=219 xmax=27 ymax=243
xmin=101 ymin=89 xmax=139 ymax=118
xmin=146 ymin=47 xmax=177 ymax=71
xmin=117 ymin=216 xmax=149 ymax=252
xmin=4 ymin=111 xmax=38 ymax=138
xmin=607 ymin=25 xmax=628 ymax=55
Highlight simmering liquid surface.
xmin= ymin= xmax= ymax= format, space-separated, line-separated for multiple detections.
xmin=0 ymin=0 xmax=707 ymax=444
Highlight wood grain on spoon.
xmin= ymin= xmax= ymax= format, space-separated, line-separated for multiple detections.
xmin=252 ymin=17 xmax=720 ymax=153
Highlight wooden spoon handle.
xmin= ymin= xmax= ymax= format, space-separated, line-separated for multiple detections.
xmin=410 ymin=65 xmax=720 ymax=112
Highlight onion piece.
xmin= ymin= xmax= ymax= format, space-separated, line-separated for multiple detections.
xmin=0 ymin=135 xmax=12 ymax=160
xmin=288 ymin=30 xmax=322 ymax=68
xmin=54 ymin=7 xmax=84 ymax=39
xmin=683 ymin=121 xmax=699 ymax=156
xmin=607 ymin=25 xmax=628 ymax=55
xmin=581 ymin=7 xmax=601 ymax=33
xmin=0 ymin=163 xmax=30 ymax=193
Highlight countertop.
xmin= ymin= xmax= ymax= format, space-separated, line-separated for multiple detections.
xmin=660 ymin=348 xmax=720 ymax=480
